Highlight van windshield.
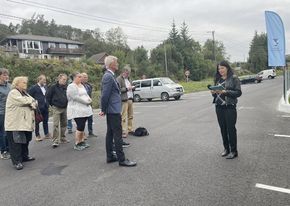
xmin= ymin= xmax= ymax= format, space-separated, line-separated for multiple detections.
xmin=160 ymin=78 xmax=175 ymax=84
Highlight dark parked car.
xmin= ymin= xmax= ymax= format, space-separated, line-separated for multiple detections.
xmin=240 ymin=75 xmax=262 ymax=84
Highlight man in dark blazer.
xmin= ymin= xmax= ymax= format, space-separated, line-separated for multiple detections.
xmin=99 ymin=55 xmax=137 ymax=167
xmin=28 ymin=75 xmax=50 ymax=141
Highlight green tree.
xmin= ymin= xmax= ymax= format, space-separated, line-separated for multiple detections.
xmin=248 ymin=32 xmax=268 ymax=73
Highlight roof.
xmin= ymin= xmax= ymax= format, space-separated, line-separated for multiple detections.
xmin=88 ymin=52 xmax=109 ymax=64
xmin=4 ymin=34 xmax=84 ymax=45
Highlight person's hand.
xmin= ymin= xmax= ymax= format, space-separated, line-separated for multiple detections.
xmin=127 ymin=85 xmax=133 ymax=91
xmin=99 ymin=111 xmax=105 ymax=117
xmin=87 ymin=98 xmax=92 ymax=104
xmin=216 ymin=90 xmax=226 ymax=94
xmin=210 ymin=90 xmax=216 ymax=94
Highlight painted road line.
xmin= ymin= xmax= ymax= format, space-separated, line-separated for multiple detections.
xmin=274 ymin=134 xmax=290 ymax=138
xmin=255 ymin=183 xmax=290 ymax=194
xmin=134 ymin=105 xmax=167 ymax=108
xmin=281 ymin=115 xmax=290 ymax=118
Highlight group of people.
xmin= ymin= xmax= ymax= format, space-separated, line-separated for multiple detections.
xmin=0 ymin=56 xmax=139 ymax=170
xmin=0 ymin=57 xmax=242 ymax=171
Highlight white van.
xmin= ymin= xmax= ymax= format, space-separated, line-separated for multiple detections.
xmin=257 ymin=69 xmax=276 ymax=79
xmin=132 ymin=77 xmax=184 ymax=101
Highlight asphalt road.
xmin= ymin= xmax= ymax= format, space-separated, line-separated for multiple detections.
xmin=0 ymin=77 xmax=289 ymax=206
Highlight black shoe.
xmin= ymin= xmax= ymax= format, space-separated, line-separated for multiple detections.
xmin=221 ymin=150 xmax=230 ymax=157
xmin=119 ymin=159 xmax=137 ymax=167
xmin=226 ymin=152 xmax=238 ymax=159
xmin=107 ymin=155 xmax=118 ymax=163
xmin=122 ymin=141 xmax=130 ymax=148
xmin=23 ymin=157 xmax=35 ymax=162
xmin=14 ymin=163 xmax=23 ymax=170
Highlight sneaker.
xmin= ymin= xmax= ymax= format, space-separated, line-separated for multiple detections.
xmin=122 ymin=141 xmax=130 ymax=148
xmin=0 ymin=151 xmax=10 ymax=160
xmin=35 ymin=136 xmax=43 ymax=142
xmin=79 ymin=141 xmax=90 ymax=148
xmin=88 ymin=133 xmax=97 ymax=138
xmin=128 ymin=131 xmax=135 ymax=136
xmin=52 ymin=143 xmax=59 ymax=148
xmin=74 ymin=144 xmax=85 ymax=151
xmin=44 ymin=133 xmax=52 ymax=139
xmin=60 ymin=139 xmax=70 ymax=144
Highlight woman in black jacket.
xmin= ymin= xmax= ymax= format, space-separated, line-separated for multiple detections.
xmin=211 ymin=61 xmax=242 ymax=159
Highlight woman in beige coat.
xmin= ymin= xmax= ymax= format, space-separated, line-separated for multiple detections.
xmin=5 ymin=76 xmax=37 ymax=170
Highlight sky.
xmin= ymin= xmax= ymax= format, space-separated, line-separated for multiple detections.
xmin=1 ymin=0 xmax=290 ymax=62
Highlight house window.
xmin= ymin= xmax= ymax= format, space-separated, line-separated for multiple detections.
xmin=48 ymin=43 xmax=56 ymax=48
xmin=68 ymin=44 xmax=78 ymax=49
xmin=34 ymin=42 xmax=39 ymax=49
xmin=59 ymin=44 xmax=66 ymax=49
xmin=27 ymin=41 xmax=33 ymax=49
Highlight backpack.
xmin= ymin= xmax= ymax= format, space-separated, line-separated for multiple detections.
xmin=133 ymin=127 xmax=149 ymax=136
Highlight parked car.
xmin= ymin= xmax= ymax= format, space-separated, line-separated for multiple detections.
xmin=240 ymin=75 xmax=262 ymax=84
xmin=257 ymin=69 xmax=276 ymax=79
xmin=132 ymin=77 xmax=184 ymax=101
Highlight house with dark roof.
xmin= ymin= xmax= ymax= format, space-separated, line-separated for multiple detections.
xmin=0 ymin=34 xmax=85 ymax=60
xmin=88 ymin=52 xmax=109 ymax=65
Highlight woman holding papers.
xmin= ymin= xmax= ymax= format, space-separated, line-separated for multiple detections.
xmin=211 ymin=61 xmax=242 ymax=159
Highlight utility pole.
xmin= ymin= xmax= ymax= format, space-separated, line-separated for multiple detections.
xmin=211 ymin=30 xmax=216 ymax=63
xmin=164 ymin=44 xmax=168 ymax=76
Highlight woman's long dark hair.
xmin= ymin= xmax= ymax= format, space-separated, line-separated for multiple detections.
xmin=214 ymin=60 xmax=234 ymax=84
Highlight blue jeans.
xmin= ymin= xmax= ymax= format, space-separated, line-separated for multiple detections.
xmin=87 ymin=115 xmax=93 ymax=134
xmin=0 ymin=114 xmax=9 ymax=153
xmin=67 ymin=119 xmax=73 ymax=130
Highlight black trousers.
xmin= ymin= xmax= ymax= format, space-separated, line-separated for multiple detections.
xmin=215 ymin=105 xmax=237 ymax=153
xmin=106 ymin=114 xmax=125 ymax=162
xmin=7 ymin=131 xmax=32 ymax=165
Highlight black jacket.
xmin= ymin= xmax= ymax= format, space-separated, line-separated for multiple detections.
xmin=28 ymin=84 xmax=48 ymax=111
xmin=213 ymin=75 xmax=242 ymax=105
xmin=46 ymin=83 xmax=68 ymax=108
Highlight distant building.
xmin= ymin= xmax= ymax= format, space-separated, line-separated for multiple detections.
xmin=0 ymin=34 xmax=84 ymax=60
xmin=88 ymin=52 xmax=109 ymax=65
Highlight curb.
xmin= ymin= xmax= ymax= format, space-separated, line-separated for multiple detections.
xmin=278 ymin=91 xmax=290 ymax=113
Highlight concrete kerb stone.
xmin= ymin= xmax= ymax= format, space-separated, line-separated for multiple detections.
xmin=278 ymin=90 xmax=290 ymax=113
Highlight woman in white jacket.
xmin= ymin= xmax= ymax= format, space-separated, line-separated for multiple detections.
xmin=67 ymin=72 xmax=93 ymax=151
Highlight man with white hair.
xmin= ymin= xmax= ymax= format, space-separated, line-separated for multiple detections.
xmin=99 ymin=55 xmax=137 ymax=167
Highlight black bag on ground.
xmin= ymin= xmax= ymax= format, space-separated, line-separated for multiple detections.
xmin=133 ymin=127 xmax=149 ymax=136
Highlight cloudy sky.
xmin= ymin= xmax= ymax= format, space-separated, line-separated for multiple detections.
xmin=1 ymin=0 xmax=290 ymax=61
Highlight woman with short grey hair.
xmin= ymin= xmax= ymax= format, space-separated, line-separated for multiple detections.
xmin=5 ymin=76 xmax=37 ymax=170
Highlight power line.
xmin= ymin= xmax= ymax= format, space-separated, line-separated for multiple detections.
xmin=6 ymin=0 xmax=170 ymax=32
xmin=0 ymin=13 xmax=26 ymax=21
xmin=6 ymin=0 xmax=210 ymax=36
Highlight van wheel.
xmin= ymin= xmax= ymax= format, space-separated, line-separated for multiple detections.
xmin=174 ymin=96 xmax=181 ymax=100
xmin=271 ymin=76 xmax=275 ymax=79
xmin=161 ymin=92 xmax=169 ymax=101
xmin=134 ymin=94 xmax=141 ymax=102
xmin=268 ymin=75 xmax=272 ymax=79
xmin=147 ymin=98 xmax=152 ymax=101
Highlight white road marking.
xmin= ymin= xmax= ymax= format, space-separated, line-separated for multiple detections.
xmin=238 ymin=106 xmax=255 ymax=110
xmin=281 ymin=115 xmax=290 ymax=118
xmin=255 ymin=183 xmax=290 ymax=194
xmin=134 ymin=105 xmax=167 ymax=108
xmin=274 ymin=134 xmax=290 ymax=138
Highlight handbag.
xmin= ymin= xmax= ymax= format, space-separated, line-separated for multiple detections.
xmin=12 ymin=131 xmax=27 ymax=144
xmin=35 ymin=106 xmax=44 ymax=124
